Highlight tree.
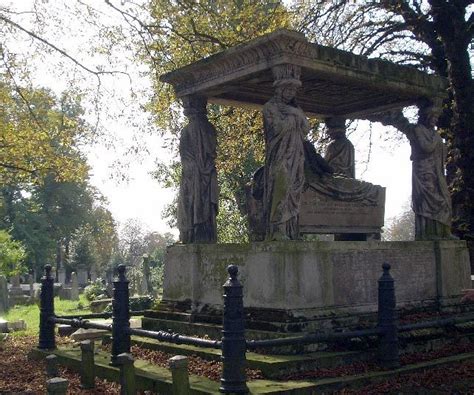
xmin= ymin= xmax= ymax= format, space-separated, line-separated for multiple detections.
xmin=0 ymin=81 xmax=89 ymax=185
xmin=0 ymin=230 xmax=26 ymax=276
xmin=296 ymin=1 xmax=474 ymax=240
xmin=1 ymin=186 xmax=56 ymax=275
xmin=89 ymin=206 xmax=119 ymax=274
xmin=70 ymin=225 xmax=98 ymax=272
xmin=383 ymin=202 xmax=415 ymax=241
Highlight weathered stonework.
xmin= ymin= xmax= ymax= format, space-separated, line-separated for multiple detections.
xmin=161 ymin=29 xmax=447 ymax=118
xmin=162 ymin=240 xmax=470 ymax=322
xmin=299 ymin=185 xmax=385 ymax=234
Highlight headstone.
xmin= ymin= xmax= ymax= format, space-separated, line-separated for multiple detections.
xmin=90 ymin=267 xmax=98 ymax=282
xmin=76 ymin=265 xmax=88 ymax=288
xmin=0 ymin=319 xmax=8 ymax=333
xmin=9 ymin=275 xmax=27 ymax=305
xmin=140 ymin=273 xmax=148 ymax=295
xmin=8 ymin=320 xmax=27 ymax=331
xmin=142 ymin=255 xmax=153 ymax=295
xmin=57 ymin=268 xmax=66 ymax=285
xmin=0 ymin=275 xmax=9 ymax=313
xmin=70 ymin=272 xmax=79 ymax=301
xmin=29 ymin=273 xmax=34 ymax=299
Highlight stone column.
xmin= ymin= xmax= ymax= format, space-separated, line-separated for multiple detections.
xmin=177 ymin=94 xmax=218 ymax=244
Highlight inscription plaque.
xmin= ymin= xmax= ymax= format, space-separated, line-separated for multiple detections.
xmin=299 ymin=185 xmax=385 ymax=234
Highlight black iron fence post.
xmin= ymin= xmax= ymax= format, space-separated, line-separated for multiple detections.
xmin=377 ymin=262 xmax=399 ymax=368
xmin=110 ymin=264 xmax=131 ymax=366
xmin=220 ymin=265 xmax=248 ymax=394
xmin=39 ymin=264 xmax=56 ymax=350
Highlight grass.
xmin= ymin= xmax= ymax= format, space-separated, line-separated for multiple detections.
xmin=1 ymin=294 xmax=91 ymax=337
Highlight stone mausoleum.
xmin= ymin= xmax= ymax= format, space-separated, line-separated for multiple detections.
xmin=144 ymin=30 xmax=471 ymax=333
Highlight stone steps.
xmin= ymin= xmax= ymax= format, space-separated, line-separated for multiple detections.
xmin=30 ymin=346 xmax=474 ymax=394
xmin=129 ymin=336 xmax=365 ymax=379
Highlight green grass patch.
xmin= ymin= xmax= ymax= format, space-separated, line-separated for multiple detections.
xmin=1 ymin=294 xmax=91 ymax=337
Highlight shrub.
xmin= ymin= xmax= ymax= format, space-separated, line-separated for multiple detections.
xmin=103 ymin=295 xmax=155 ymax=313
xmin=83 ymin=278 xmax=106 ymax=301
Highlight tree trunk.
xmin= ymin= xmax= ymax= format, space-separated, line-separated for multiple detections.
xmin=430 ymin=1 xmax=474 ymax=240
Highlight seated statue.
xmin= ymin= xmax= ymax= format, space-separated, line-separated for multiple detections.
xmin=247 ymin=139 xmax=385 ymax=241
xmin=324 ymin=117 xmax=355 ymax=178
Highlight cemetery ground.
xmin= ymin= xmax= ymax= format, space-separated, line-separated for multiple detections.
xmin=1 ymin=298 xmax=474 ymax=393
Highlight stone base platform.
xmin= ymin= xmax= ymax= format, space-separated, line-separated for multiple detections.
xmin=160 ymin=240 xmax=471 ymax=332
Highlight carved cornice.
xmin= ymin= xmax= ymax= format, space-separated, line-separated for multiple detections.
xmin=160 ymin=29 xmax=447 ymax=101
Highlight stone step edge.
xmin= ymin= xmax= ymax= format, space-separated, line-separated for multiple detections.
xmin=130 ymin=336 xmax=364 ymax=378
xmin=29 ymin=347 xmax=474 ymax=394
xmin=141 ymin=316 xmax=297 ymax=339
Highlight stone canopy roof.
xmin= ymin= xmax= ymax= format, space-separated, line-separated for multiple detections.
xmin=161 ymin=29 xmax=447 ymax=118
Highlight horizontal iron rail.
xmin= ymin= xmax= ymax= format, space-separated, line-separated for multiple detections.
xmin=246 ymin=327 xmax=382 ymax=350
xmin=399 ymin=314 xmax=474 ymax=332
xmin=55 ymin=310 xmax=147 ymax=320
xmin=50 ymin=316 xmax=112 ymax=331
xmin=127 ymin=327 xmax=222 ymax=349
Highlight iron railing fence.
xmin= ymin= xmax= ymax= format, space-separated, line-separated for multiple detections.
xmin=38 ymin=262 xmax=473 ymax=394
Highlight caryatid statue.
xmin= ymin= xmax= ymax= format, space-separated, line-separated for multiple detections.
xmin=263 ymin=64 xmax=308 ymax=240
xmin=177 ymin=95 xmax=218 ymax=243
xmin=324 ymin=117 xmax=355 ymax=178
xmin=376 ymin=99 xmax=452 ymax=240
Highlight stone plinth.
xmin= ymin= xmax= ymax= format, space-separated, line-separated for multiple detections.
xmin=162 ymin=241 xmax=470 ymax=322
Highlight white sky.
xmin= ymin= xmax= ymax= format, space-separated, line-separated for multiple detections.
xmin=2 ymin=0 xmax=412 ymax=236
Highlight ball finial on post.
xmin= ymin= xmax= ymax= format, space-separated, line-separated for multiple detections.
xmin=227 ymin=264 xmax=238 ymax=280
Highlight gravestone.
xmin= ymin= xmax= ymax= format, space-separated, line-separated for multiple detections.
xmin=57 ymin=267 xmax=66 ymax=285
xmin=90 ymin=267 xmax=98 ymax=282
xmin=59 ymin=272 xmax=79 ymax=301
xmin=28 ymin=273 xmax=34 ymax=299
xmin=70 ymin=272 xmax=79 ymax=301
xmin=9 ymin=275 xmax=28 ymax=305
xmin=0 ymin=275 xmax=8 ymax=313
xmin=76 ymin=265 xmax=88 ymax=288
xmin=141 ymin=255 xmax=153 ymax=295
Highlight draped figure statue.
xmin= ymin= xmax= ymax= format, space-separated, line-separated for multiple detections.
xmin=406 ymin=103 xmax=452 ymax=239
xmin=324 ymin=117 xmax=355 ymax=178
xmin=372 ymin=100 xmax=452 ymax=240
xmin=177 ymin=95 xmax=218 ymax=243
xmin=263 ymin=66 xmax=308 ymax=240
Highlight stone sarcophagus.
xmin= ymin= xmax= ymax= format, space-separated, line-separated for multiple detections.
xmin=299 ymin=181 xmax=386 ymax=236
